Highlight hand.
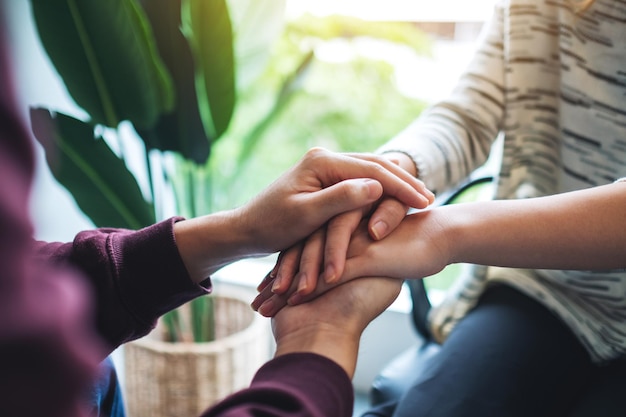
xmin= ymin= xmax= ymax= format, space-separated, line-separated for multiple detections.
xmin=237 ymin=147 xmax=433 ymax=255
xmin=253 ymin=211 xmax=448 ymax=316
xmin=174 ymin=147 xmax=432 ymax=282
xmin=271 ymin=276 xmax=402 ymax=377
xmin=263 ymin=152 xmax=418 ymax=296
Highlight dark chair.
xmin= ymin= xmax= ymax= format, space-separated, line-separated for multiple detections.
xmin=367 ymin=170 xmax=495 ymax=413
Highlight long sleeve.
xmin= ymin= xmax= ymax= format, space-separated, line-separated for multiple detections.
xmin=0 ymin=16 xmax=206 ymax=416
xmin=0 ymin=21 xmax=101 ymax=417
xmin=202 ymin=353 xmax=355 ymax=417
xmin=377 ymin=0 xmax=505 ymax=194
xmin=32 ymin=219 xmax=211 ymax=351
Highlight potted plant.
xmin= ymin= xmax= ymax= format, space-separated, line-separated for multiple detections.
xmin=26 ymin=0 xmax=291 ymax=414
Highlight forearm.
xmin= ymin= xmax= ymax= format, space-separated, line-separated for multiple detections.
xmin=445 ymin=182 xmax=626 ymax=270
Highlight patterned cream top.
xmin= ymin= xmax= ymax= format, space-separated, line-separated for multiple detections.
xmin=379 ymin=0 xmax=626 ymax=362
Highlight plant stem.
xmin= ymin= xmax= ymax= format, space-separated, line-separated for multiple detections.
xmin=144 ymin=147 xmax=156 ymax=217
xmin=187 ymin=160 xmax=196 ymax=218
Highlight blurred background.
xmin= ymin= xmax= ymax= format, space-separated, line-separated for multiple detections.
xmin=5 ymin=0 xmax=494 ymax=412
xmin=5 ymin=0 xmax=493 ymax=241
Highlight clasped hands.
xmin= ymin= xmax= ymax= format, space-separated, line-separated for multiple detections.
xmin=251 ymin=151 xmax=449 ymax=318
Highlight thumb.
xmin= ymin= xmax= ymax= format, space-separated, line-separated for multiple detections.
xmin=303 ymin=178 xmax=383 ymax=222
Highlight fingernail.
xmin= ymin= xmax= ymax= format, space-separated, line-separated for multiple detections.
xmin=371 ymin=220 xmax=388 ymax=240
xmin=324 ymin=264 xmax=337 ymax=284
xmin=288 ymin=293 xmax=302 ymax=306
xmin=271 ymin=274 xmax=283 ymax=293
xmin=251 ymin=295 xmax=263 ymax=311
xmin=296 ymin=273 xmax=308 ymax=293
xmin=257 ymin=271 xmax=273 ymax=292
xmin=258 ymin=299 xmax=275 ymax=316
xmin=362 ymin=178 xmax=382 ymax=199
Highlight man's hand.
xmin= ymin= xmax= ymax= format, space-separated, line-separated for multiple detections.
xmin=237 ymin=147 xmax=433 ymax=255
xmin=262 ymin=151 xmax=423 ymax=298
xmin=272 ymin=276 xmax=402 ymax=378
xmin=174 ymin=147 xmax=433 ymax=283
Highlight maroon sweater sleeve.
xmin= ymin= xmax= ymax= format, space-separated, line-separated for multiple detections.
xmin=0 ymin=20 xmax=100 ymax=417
xmin=202 ymin=353 xmax=355 ymax=417
xmin=33 ymin=219 xmax=211 ymax=351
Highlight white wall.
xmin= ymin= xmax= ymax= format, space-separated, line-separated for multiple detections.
xmin=5 ymin=1 xmax=94 ymax=242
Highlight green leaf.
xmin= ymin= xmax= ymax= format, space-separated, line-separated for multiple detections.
xmin=30 ymin=107 xmax=156 ymax=229
xmin=30 ymin=0 xmax=174 ymax=129
xmin=183 ymin=0 xmax=236 ymax=141
xmin=137 ymin=0 xmax=210 ymax=164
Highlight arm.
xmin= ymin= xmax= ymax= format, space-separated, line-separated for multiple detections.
xmin=203 ymin=276 xmax=402 ymax=417
xmin=173 ymin=147 xmax=433 ymax=282
xmin=253 ymin=182 xmax=626 ymax=316
xmin=377 ymin=0 xmax=506 ymax=195
xmin=26 ymin=147 xmax=431 ymax=351
xmin=0 ymin=21 xmax=101 ymax=417
xmin=33 ymin=220 xmax=209 ymax=351
xmin=343 ymin=181 xmax=626 ymax=280
xmin=265 ymin=1 xmax=507 ymax=296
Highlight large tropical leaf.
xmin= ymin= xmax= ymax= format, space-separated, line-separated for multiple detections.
xmin=30 ymin=107 xmax=156 ymax=229
xmin=30 ymin=0 xmax=174 ymax=129
xmin=183 ymin=0 xmax=236 ymax=141
xmin=137 ymin=0 xmax=210 ymax=164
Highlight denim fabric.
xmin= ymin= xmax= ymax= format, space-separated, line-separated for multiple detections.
xmin=87 ymin=356 xmax=126 ymax=417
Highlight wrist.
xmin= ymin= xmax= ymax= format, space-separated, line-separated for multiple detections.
xmin=274 ymin=323 xmax=361 ymax=378
xmin=424 ymin=205 xmax=461 ymax=266
xmin=173 ymin=210 xmax=254 ymax=282
xmin=437 ymin=202 xmax=485 ymax=265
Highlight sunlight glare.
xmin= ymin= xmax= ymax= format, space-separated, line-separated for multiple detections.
xmin=286 ymin=0 xmax=495 ymax=22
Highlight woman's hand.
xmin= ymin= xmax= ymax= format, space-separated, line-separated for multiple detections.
xmin=253 ymin=210 xmax=450 ymax=317
xmin=262 ymin=152 xmax=421 ymax=298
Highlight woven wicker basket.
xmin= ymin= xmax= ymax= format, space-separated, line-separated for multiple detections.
xmin=124 ymin=292 xmax=271 ymax=417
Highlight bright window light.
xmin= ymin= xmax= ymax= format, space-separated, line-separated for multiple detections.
xmin=286 ymin=0 xmax=496 ymax=22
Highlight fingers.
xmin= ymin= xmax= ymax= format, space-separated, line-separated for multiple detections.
xmin=294 ymin=228 xmax=326 ymax=296
xmin=252 ymin=269 xmax=300 ymax=317
xmin=252 ymin=271 xmax=346 ymax=317
xmin=340 ymin=151 xmax=434 ymax=208
xmin=321 ymin=209 xmax=363 ymax=284
xmin=251 ymin=287 xmax=280 ymax=317
xmin=256 ymin=269 xmax=276 ymax=293
xmin=297 ymin=178 xmax=383 ymax=226
xmin=368 ymin=197 xmax=410 ymax=240
xmin=271 ymin=245 xmax=303 ymax=294
xmin=303 ymin=148 xmax=433 ymax=210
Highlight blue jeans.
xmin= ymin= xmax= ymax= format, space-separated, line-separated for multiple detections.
xmin=87 ymin=356 xmax=126 ymax=417
xmin=364 ymin=285 xmax=626 ymax=417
